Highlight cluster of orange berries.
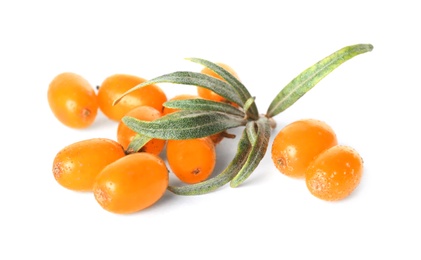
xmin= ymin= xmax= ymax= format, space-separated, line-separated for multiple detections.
xmin=49 ymin=57 xmax=365 ymax=214
xmin=48 ymin=63 xmax=239 ymax=214
xmin=271 ymin=119 xmax=364 ymax=201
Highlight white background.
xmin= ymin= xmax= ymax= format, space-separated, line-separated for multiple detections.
xmin=1 ymin=0 xmax=420 ymax=259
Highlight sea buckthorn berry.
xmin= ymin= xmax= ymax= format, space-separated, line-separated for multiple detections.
xmin=166 ymin=137 xmax=216 ymax=184
xmin=117 ymin=106 xmax=166 ymax=155
xmin=52 ymin=138 xmax=125 ymax=191
xmin=97 ymin=74 xmax=167 ymax=121
xmin=162 ymin=94 xmax=201 ymax=116
xmin=48 ymin=72 xmax=98 ymax=129
xmin=93 ymin=153 xmax=169 ymax=214
xmin=197 ymin=62 xmax=239 ymax=106
xmin=305 ymin=145 xmax=364 ymax=201
xmin=271 ymin=119 xmax=338 ymax=178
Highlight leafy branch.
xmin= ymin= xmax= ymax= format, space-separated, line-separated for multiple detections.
xmin=115 ymin=43 xmax=374 ymax=195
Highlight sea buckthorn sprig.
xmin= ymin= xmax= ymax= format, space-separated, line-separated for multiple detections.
xmin=114 ymin=43 xmax=374 ymax=195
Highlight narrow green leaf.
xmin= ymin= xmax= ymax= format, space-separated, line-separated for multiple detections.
xmin=186 ymin=57 xmax=259 ymax=118
xmin=245 ymin=121 xmax=257 ymax=145
xmin=243 ymin=96 xmax=256 ymax=117
xmin=123 ymin=110 xmax=247 ymax=140
xmin=126 ymin=134 xmax=152 ymax=154
xmin=164 ymin=98 xmax=245 ymax=117
xmin=113 ymin=71 xmax=243 ymax=107
xmin=266 ymin=44 xmax=374 ymax=117
xmin=168 ymin=128 xmax=252 ymax=195
xmin=230 ymin=117 xmax=271 ymax=188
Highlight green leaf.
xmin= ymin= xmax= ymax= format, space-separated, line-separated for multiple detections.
xmin=186 ymin=57 xmax=259 ymax=118
xmin=167 ymin=128 xmax=252 ymax=195
xmin=123 ymin=110 xmax=247 ymax=140
xmin=126 ymin=134 xmax=152 ymax=154
xmin=243 ymin=96 xmax=256 ymax=119
xmin=164 ymin=98 xmax=245 ymax=117
xmin=230 ymin=117 xmax=271 ymax=188
xmin=245 ymin=120 xmax=258 ymax=144
xmin=113 ymin=71 xmax=243 ymax=107
xmin=266 ymin=43 xmax=374 ymax=117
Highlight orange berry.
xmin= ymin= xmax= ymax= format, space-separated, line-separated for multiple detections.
xmin=93 ymin=153 xmax=169 ymax=214
xmin=166 ymin=137 xmax=216 ymax=184
xmin=271 ymin=119 xmax=338 ymax=178
xmin=117 ymin=106 xmax=166 ymax=155
xmin=197 ymin=62 xmax=239 ymax=106
xmin=305 ymin=145 xmax=364 ymax=201
xmin=52 ymin=138 xmax=125 ymax=191
xmin=97 ymin=74 xmax=167 ymax=121
xmin=48 ymin=72 xmax=98 ymax=129
xmin=162 ymin=94 xmax=201 ymax=116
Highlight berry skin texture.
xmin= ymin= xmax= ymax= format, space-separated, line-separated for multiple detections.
xmin=97 ymin=74 xmax=167 ymax=121
xmin=305 ymin=145 xmax=364 ymax=201
xmin=117 ymin=106 xmax=166 ymax=155
xmin=197 ymin=62 xmax=239 ymax=106
xmin=93 ymin=153 xmax=169 ymax=214
xmin=271 ymin=119 xmax=338 ymax=178
xmin=166 ymin=137 xmax=216 ymax=184
xmin=48 ymin=72 xmax=98 ymax=129
xmin=52 ymin=138 xmax=125 ymax=191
